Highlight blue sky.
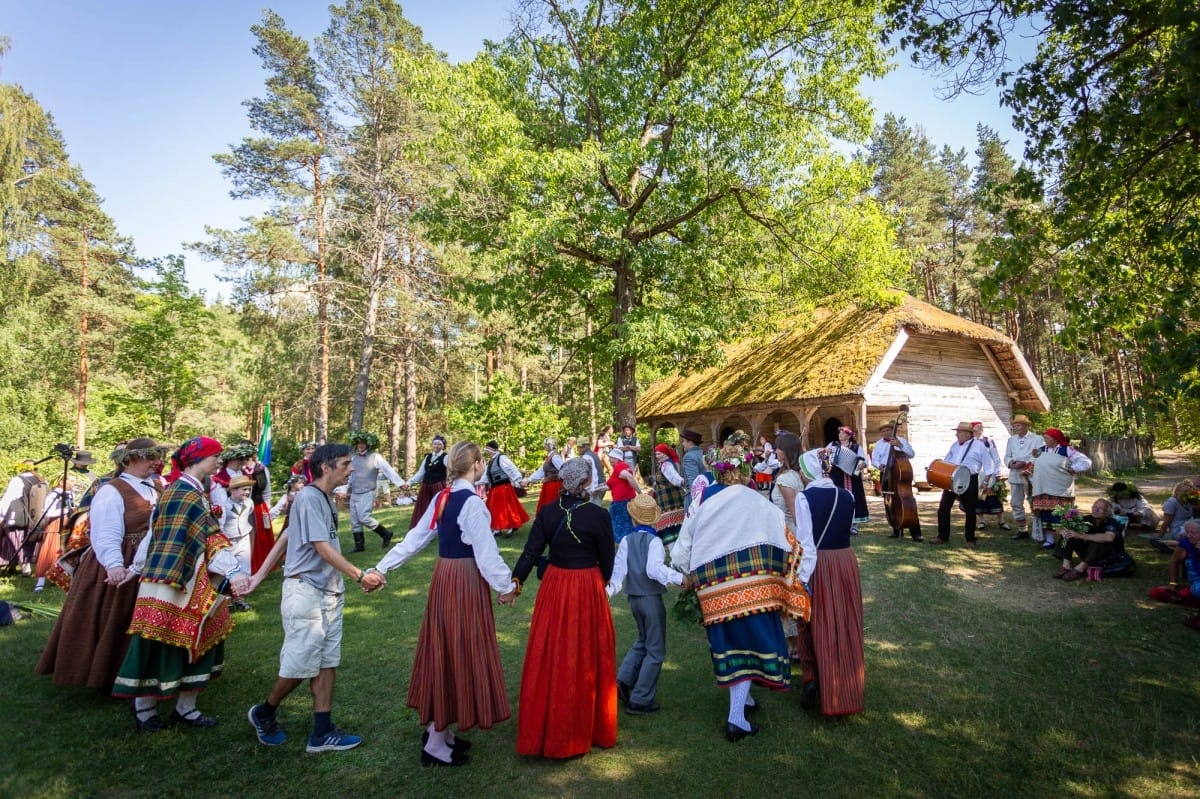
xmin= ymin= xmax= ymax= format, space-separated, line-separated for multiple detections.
xmin=2 ymin=1 xmax=1025 ymax=298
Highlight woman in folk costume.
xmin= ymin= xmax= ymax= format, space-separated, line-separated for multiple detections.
xmin=373 ymin=441 xmax=518 ymax=767
xmin=479 ymin=441 xmax=529 ymax=538
xmin=237 ymin=442 xmax=277 ymax=575
xmin=520 ymin=437 xmax=565 ymax=513
xmin=770 ymin=432 xmax=818 ymax=662
xmin=511 ymin=457 xmax=618 ymax=758
xmin=1030 ymin=427 xmax=1093 ymax=550
xmin=112 ymin=437 xmax=253 ymax=731
xmin=36 ymin=438 xmax=168 ymax=689
xmin=291 ymin=441 xmax=317 ymax=483
xmin=650 ymin=443 xmax=687 ymax=546
xmin=405 ymin=435 xmax=449 ymax=531
xmin=671 ymin=443 xmax=810 ymax=742
xmin=794 ymin=448 xmax=865 ymax=717
xmin=825 ymin=426 xmax=869 ymax=532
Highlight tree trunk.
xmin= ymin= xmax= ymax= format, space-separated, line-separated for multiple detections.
xmin=75 ymin=232 xmax=89 ymax=448
xmin=404 ymin=334 xmax=418 ymax=475
xmin=389 ymin=350 xmax=403 ymax=467
xmin=587 ymin=316 xmax=597 ymax=441
xmin=314 ymin=159 xmax=331 ymax=443
xmin=350 ymin=264 xmax=383 ymax=431
xmin=612 ymin=256 xmax=638 ymax=426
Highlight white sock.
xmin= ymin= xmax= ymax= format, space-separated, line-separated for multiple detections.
xmin=424 ymin=723 xmax=453 ymax=759
xmin=134 ymin=697 xmax=158 ymax=721
xmin=727 ymin=682 xmax=750 ymax=729
xmin=175 ymin=690 xmax=200 ymax=717
xmin=744 ymin=692 xmax=757 ymax=708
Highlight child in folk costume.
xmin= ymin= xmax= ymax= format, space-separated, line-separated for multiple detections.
xmin=221 ymin=475 xmax=256 ymax=610
xmin=269 ymin=475 xmax=305 ymax=530
xmin=650 ymin=443 xmax=687 ymax=545
xmin=969 ymin=422 xmax=1009 ymax=531
xmin=608 ymin=494 xmax=685 ymax=714
xmin=1030 ymin=428 xmax=1092 ymax=549
xmin=479 ymin=441 xmax=529 ymax=538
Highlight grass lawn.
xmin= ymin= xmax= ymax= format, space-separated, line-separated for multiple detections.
xmin=3 ymin=483 xmax=1200 ymax=799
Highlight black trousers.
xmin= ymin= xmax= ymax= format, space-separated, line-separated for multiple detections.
xmin=937 ymin=474 xmax=978 ymax=542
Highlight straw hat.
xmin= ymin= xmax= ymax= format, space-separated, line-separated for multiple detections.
xmin=229 ymin=475 xmax=256 ymax=491
xmin=628 ymin=494 xmax=661 ymax=527
xmin=954 ymin=422 xmax=973 ymax=433
xmin=1011 ymin=414 xmax=1032 ymax=425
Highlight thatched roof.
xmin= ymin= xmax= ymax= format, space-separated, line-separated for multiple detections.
xmin=637 ymin=292 xmax=1049 ymax=418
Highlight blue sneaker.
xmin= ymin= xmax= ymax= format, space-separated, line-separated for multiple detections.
xmin=248 ymin=704 xmax=286 ymax=746
xmin=306 ymin=728 xmax=362 ymax=753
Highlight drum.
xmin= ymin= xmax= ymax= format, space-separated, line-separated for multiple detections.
xmin=926 ymin=459 xmax=972 ymax=495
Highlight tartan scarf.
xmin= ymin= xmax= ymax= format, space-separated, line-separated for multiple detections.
xmin=140 ymin=477 xmax=221 ymax=590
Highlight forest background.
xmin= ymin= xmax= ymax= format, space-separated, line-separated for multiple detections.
xmin=2 ymin=0 xmax=1197 ymax=482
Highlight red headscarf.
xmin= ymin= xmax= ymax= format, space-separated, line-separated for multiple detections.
xmin=1043 ymin=428 xmax=1069 ymax=447
xmin=654 ymin=443 xmax=679 ymax=464
xmin=166 ymin=436 xmax=224 ymax=483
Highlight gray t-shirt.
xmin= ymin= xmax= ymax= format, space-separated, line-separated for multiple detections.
xmin=283 ymin=485 xmax=344 ymax=593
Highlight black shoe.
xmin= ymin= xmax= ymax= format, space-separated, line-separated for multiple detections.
xmin=724 ymin=720 xmax=760 ymax=742
xmin=625 ymin=701 xmax=661 ymax=715
xmin=799 ymin=681 xmax=819 ymax=710
xmin=911 ymin=536 xmax=924 ymax=543
xmin=376 ymin=524 xmax=393 ymax=549
xmin=130 ymin=702 xmax=167 ymax=733
xmin=1000 ymin=522 xmax=1013 ymax=531
xmin=421 ymin=730 xmax=472 ymax=752
xmin=421 ymin=747 xmax=471 ymax=767
xmin=1011 ymin=531 xmax=1030 ymax=540
xmin=171 ymin=709 xmax=218 ymax=728
xmin=744 ymin=702 xmax=760 ymax=714
xmin=889 ymin=531 xmax=901 ymax=539
xmin=504 ymin=529 xmax=514 ymax=538
xmin=350 ymin=544 xmax=365 ymax=553
xmin=616 ymin=681 xmax=631 ymax=706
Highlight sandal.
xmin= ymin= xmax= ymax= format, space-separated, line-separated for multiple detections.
xmin=1052 ymin=567 xmax=1071 ymax=579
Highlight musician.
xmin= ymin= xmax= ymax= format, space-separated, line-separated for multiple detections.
xmin=1004 ymin=414 xmax=1041 ymax=541
xmin=931 ymin=422 xmax=997 ymax=548
xmin=825 ymin=427 xmax=869 ymax=533
xmin=970 ymin=422 xmax=1009 ymax=531
xmin=871 ymin=422 xmax=922 ymax=541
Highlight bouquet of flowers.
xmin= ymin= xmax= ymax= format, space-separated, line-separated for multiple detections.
xmin=1184 ymin=490 xmax=1200 ymax=507
xmin=1056 ymin=503 xmax=1090 ymax=534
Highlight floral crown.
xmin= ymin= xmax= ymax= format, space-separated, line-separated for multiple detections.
xmin=710 ymin=444 xmax=750 ymax=474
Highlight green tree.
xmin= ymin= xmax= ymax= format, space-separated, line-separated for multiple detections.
xmin=446 ymin=375 xmax=569 ymax=470
xmin=415 ymin=0 xmax=899 ymax=425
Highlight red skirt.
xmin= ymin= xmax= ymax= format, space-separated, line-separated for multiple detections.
xmin=798 ymin=547 xmax=864 ymax=716
xmin=486 ymin=483 xmax=530 ymax=531
xmin=250 ymin=501 xmax=275 ymax=574
xmin=535 ymin=479 xmax=562 ymax=511
xmin=34 ymin=517 xmax=65 ymax=579
xmin=408 ymin=480 xmax=446 ymax=531
xmin=407 ymin=557 xmax=510 ymax=731
xmin=517 ymin=565 xmax=617 ymax=758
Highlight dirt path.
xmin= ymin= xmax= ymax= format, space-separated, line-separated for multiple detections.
xmin=1074 ymin=448 xmax=1198 ymax=504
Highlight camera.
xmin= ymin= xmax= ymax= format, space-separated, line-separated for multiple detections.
xmin=52 ymin=443 xmax=78 ymax=459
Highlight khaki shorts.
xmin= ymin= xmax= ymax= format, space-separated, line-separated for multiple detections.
xmin=279 ymin=578 xmax=344 ymax=679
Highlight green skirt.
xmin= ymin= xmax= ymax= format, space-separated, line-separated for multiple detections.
xmin=111 ymin=636 xmax=225 ymax=699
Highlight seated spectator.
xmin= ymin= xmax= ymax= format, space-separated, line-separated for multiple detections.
xmin=1107 ymin=482 xmax=1159 ymax=530
xmin=1149 ymin=520 xmax=1200 ymax=630
xmin=1152 ymin=480 xmax=1199 ymax=552
xmin=1052 ymin=498 xmax=1126 ymax=582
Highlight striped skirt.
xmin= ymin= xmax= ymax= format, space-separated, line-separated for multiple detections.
xmin=654 ymin=480 xmax=686 ymax=544
xmin=517 ymin=565 xmax=617 ymax=758
xmin=486 ymin=483 xmax=530 ymax=531
xmin=407 ymin=480 xmax=446 ymax=531
xmin=407 ymin=557 xmax=510 ymax=731
xmin=797 ymin=546 xmax=864 ymax=716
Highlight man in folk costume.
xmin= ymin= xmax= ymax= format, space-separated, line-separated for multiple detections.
xmin=870 ymin=421 xmax=923 ymax=541
xmin=1005 ymin=414 xmax=1041 ymax=541
xmin=794 ymin=449 xmax=864 ymax=716
xmin=347 ymin=430 xmax=404 ymax=553
xmin=577 ymin=439 xmax=607 ymax=505
xmin=931 ymin=422 xmax=996 ymax=548
xmin=671 ymin=443 xmax=810 ymax=742
xmin=479 ymin=441 xmax=529 ymax=537
xmin=1030 ymin=427 xmax=1093 ymax=550
xmin=970 ymin=422 xmax=1009 ymax=531
xmin=678 ymin=429 xmax=706 ymax=511
xmin=112 ymin=437 xmax=252 ymax=731
xmin=404 ymin=434 xmax=449 ymax=531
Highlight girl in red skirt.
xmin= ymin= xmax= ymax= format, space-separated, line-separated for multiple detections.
xmin=481 ymin=441 xmax=529 ymax=537
xmin=372 ymin=442 xmax=519 ymax=767
xmin=520 ymin=437 xmax=565 ymax=512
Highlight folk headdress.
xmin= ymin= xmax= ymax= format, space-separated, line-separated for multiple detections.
xmin=654 ymin=443 xmax=679 ymax=464
xmin=166 ymin=436 xmax=223 ymax=483
xmin=349 ymin=429 xmax=380 ymax=450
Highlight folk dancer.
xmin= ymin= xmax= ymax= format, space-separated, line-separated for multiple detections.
xmin=520 ymin=437 xmax=564 ymax=512
xmin=970 ymin=422 xmax=1008 ymax=531
xmin=291 ymin=441 xmax=317 ymax=483
xmin=479 ymin=441 xmax=529 ymax=538
xmin=930 ymin=422 xmax=996 ymax=548
xmin=679 ymin=429 xmax=706 ymax=511
xmin=347 ymin=430 xmax=404 ymax=552
xmin=1029 ymin=428 xmax=1092 ymax=550
xmin=404 ymin=435 xmax=448 ymax=531
xmin=870 ymin=421 xmax=922 ymax=541
xmin=650 ymin=443 xmax=687 ymax=546
xmin=1005 ymin=414 xmax=1041 ymax=541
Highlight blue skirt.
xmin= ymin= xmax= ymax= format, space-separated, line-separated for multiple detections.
xmin=610 ymin=500 xmax=633 ymax=543
xmin=705 ymin=611 xmax=790 ymax=690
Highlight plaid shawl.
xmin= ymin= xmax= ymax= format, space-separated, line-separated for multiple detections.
xmin=141 ymin=478 xmax=222 ymax=590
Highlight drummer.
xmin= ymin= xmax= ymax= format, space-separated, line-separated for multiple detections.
xmin=871 ymin=422 xmax=922 ymax=541
xmin=931 ymin=421 xmax=997 ymax=549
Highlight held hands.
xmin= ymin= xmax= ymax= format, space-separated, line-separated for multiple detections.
xmin=105 ymin=565 xmax=135 ymax=586
xmin=360 ymin=570 xmax=387 ymax=592
xmin=497 ymin=590 xmax=518 ymax=606
xmin=229 ymin=574 xmax=253 ymax=597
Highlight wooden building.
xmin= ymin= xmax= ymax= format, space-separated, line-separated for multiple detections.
xmin=636 ymin=292 xmax=1050 ymax=475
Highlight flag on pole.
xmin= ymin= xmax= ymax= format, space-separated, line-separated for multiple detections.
xmin=257 ymin=402 xmax=273 ymax=466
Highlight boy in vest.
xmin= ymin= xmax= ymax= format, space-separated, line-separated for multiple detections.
xmin=607 ymin=494 xmax=685 ymax=714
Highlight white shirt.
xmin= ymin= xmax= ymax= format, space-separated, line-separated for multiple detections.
xmin=659 ymin=460 xmax=684 ymax=487
xmin=943 ymin=438 xmax=995 ymax=477
xmin=477 ymin=453 xmax=524 ymax=487
xmin=526 ymin=452 xmax=565 ymax=483
xmin=607 ymin=533 xmax=684 ymax=596
xmin=375 ymin=478 xmax=516 ymax=594
xmin=90 ymin=473 xmax=159 ymax=571
xmin=1004 ymin=433 xmax=1040 ymax=485
xmin=870 ymin=436 xmax=915 ymax=469
xmin=753 ymin=452 xmax=780 ymax=476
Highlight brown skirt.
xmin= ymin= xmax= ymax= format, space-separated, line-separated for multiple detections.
xmin=407 ymin=480 xmax=446 ymax=531
xmin=797 ymin=546 xmax=865 ymax=716
xmin=36 ymin=531 xmax=142 ymax=689
xmin=407 ymin=557 xmax=510 ymax=731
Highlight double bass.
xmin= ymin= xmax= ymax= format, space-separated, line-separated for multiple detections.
xmin=881 ymin=405 xmax=921 ymax=537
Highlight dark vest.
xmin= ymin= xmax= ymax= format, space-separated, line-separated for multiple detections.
xmin=803 ymin=484 xmax=855 ymax=551
xmin=422 ymin=452 xmax=447 ymax=484
xmin=623 ymin=527 xmax=666 ymax=596
xmin=437 ymin=489 xmax=476 ymax=559
xmin=487 ymin=455 xmax=512 ymax=486
xmin=542 ymin=454 xmax=560 ymax=480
